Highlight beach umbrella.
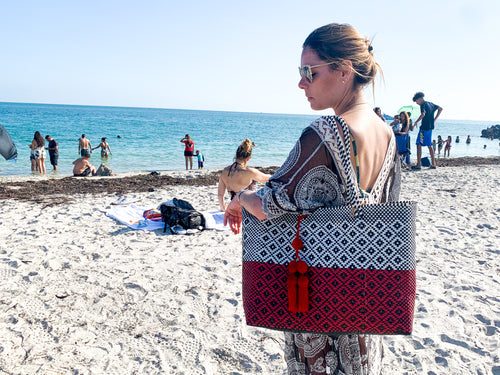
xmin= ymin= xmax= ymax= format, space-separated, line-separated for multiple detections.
xmin=397 ymin=105 xmax=421 ymax=122
xmin=0 ymin=125 xmax=18 ymax=160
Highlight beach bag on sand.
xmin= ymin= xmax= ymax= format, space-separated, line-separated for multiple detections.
xmin=241 ymin=116 xmax=417 ymax=335
xmin=159 ymin=199 xmax=205 ymax=233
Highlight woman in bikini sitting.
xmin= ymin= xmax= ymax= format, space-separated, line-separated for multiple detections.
xmin=218 ymin=138 xmax=271 ymax=212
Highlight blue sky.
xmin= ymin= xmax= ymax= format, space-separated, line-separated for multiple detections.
xmin=1 ymin=0 xmax=499 ymax=121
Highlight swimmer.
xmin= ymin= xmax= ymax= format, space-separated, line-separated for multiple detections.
xmin=92 ymin=137 xmax=112 ymax=157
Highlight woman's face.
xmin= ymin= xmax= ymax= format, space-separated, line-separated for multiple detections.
xmin=298 ymin=47 xmax=344 ymax=111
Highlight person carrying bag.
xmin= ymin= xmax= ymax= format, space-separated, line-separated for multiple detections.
xmin=224 ymin=22 xmax=416 ymax=375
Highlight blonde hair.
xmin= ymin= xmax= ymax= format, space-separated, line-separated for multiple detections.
xmin=303 ymin=23 xmax=381 ymax=88
xmin=236 ymin=138 xmax=252 ymax=160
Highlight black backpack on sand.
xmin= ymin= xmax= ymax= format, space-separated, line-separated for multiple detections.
xmin=159 ymin=198 xmax=205 ymax=233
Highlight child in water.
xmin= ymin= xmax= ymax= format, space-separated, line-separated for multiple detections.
xmin=196 ymin=150 xmax=205 ymax=169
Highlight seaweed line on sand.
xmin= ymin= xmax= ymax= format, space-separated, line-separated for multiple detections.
xmin=0 ymin=157 xmax=498 ymax=204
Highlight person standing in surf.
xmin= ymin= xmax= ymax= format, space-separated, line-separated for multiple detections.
xmin=180 ymin=134 xmax=195 ymax=170
xmin=45 ymin=135 xmax=59 ymax=171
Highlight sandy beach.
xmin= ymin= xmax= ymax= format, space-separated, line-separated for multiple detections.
xmin=0 ymin=160 xmax=499 ymax=374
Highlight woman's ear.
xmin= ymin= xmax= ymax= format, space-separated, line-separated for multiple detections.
xmin=339 ymin=60 xmax=354 ymax=82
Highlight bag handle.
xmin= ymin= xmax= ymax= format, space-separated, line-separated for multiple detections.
xmin=323 ymin=116 xmax=363 ymax=208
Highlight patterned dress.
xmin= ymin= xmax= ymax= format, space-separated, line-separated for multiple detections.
xmin=256 ymin=116 xmax=401 ymax=375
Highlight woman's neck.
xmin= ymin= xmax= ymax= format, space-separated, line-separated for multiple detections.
xmin=335 ymin=88 xmax=368 ymax=117
xmin=235 ymin=159 xmax=247 ymax=168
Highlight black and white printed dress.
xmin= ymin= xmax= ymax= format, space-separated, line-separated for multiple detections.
xmin=256 ymin=116 xmax=401 ymax=375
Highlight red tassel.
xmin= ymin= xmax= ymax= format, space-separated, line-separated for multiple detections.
xmin=287 ymin=214 xmax=309 ymax=314
xmin=287 ymin=273 xmax=298 ymax=313
xmin=297 ymin=275 xmax=309 ymax=312
xmin=296 ymin=260 xmax=308 ymax=274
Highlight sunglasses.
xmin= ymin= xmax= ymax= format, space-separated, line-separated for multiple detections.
xmin=298 ymin=61 xmax=337 ymax=83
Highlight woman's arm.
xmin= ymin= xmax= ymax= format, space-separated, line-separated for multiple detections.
xmin=91 ymin=142 xmax=102 ymax=151
xmin=218 ymin=175 xmax=227 ymax=211
xmin=248 ymin=168 xmax=272 ymax=183
xmin=224 ymin=190 xmax=266 ymax=234
xmin=239 ymin=191 xmax=266 ymax=220
xmin=395 ymin=125 xmax=408 ymax=135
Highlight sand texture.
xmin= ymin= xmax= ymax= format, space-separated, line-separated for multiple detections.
xmin=0 ymin=164 xmax=499 ymax=374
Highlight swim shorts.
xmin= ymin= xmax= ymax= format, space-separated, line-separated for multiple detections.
xmin=50 ymin=154 xmax=58 ymax=166
xmin=184 ymin=151 xmax=194 ymax=157
xmin=74 ymin=166 xmax=92 ymax=177
xmin=416 ymin=129 xmax=432 ymax=147
xmin=81 ymin=149 xmax=89 ymax=157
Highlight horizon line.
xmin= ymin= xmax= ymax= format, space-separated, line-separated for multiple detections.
xmin=1 ymin=100 xmax=498 ymax=124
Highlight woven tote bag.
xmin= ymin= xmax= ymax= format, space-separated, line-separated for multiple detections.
xmin=241 ymin=116 xmax=417 ymax=335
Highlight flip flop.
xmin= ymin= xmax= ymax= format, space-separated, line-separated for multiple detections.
xmin=170 ymin=225 xmax=187 ymax=235
xmin=411 ymin=166 xmax=421 ymax=171
xmin=430 ymin=165 xmax=437 ymax=169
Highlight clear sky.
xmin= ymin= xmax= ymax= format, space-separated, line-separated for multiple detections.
xmin=1 ymin=0 xmax=499 ymax=121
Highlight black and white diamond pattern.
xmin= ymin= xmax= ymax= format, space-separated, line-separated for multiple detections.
xmin=242 ymin=201 xmax=417 ymax=271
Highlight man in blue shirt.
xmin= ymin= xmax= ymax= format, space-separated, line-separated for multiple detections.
xmin=412 ymin=92 xmax=443 ymax=169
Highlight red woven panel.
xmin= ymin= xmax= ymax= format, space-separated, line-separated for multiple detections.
xmin=242 ymin=261 xmax=416 ymax=334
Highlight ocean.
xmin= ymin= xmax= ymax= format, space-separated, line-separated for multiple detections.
xmin=0 ymin=102 xmax=498 ymax=177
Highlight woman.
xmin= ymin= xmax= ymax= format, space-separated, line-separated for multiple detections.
xmin=218 ymin=139 xmax=271 ymax=212
xmin=395 ymin=111 xmax=411 ymax=168
xmin=444 ymin=135 xmax=452 ymax=157
xmin=92 ymin=137 xmax=112 ymax=157
xmin=28 ymin=139 xmax=37 ymax=172
xmin=225 ymin=23 xmax=401 ymax=374
xmin=30 ymin=131 xmax=46 ymax=174
xmin=180 ymin=134 xmax=194 ymax=170
xmin=437 ymin=135 xmax=444 ymax=156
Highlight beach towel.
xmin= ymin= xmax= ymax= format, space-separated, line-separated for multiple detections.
xmin=106 ymin=205 xmax=165 ymax=231
xmin=106 ymin=205 xmax=228 ymax=232
xmin=201 ymin=210 xmax=229 ymax=231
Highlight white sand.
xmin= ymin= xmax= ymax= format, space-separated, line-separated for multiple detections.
xmin=0 ymin=165 xmax=499 ymax=374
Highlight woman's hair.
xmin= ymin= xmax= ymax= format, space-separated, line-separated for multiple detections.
xmin=399 ymin=111 xmax=409 ymax=130
xmin=235 ymin=138 xmax=252 ymax=160
xmin=34 ymin=131 xmax=44 ymax=147
xmin=303 ymin=23 xmax=379 ymax=88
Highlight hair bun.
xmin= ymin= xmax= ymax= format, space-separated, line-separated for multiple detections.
xmin=236 ymin=138 xmax=253 ymax=159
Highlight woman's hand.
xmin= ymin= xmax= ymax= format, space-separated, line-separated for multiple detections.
xmin=224 ymin=198 xmax=242 ymax=234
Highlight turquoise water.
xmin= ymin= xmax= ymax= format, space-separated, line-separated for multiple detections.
xmin=0 ymin=102 xmax=499 ymax=177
